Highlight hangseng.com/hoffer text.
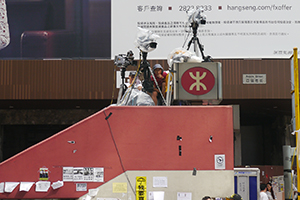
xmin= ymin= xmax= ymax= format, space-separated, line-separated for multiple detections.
xmin=227 ymin=4 xmax=292 ymax=12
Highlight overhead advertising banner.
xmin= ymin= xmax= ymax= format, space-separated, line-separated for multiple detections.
xmin=112 ymin=0 xmax=300 ymax=59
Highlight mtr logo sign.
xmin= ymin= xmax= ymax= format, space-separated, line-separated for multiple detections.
xmin=181 ymin=67 xmax=215 ymax=95
xmin=176 ymin=62 xmax=221 ymax=102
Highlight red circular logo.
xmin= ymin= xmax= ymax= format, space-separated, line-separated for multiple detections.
xmin=181 ymin=67 xmax=215 ymax=95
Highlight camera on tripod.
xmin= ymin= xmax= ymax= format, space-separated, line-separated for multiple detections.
xmin=114 ymin=50 xmax=137 ymax=68
xmin=135 ymin=27 xmax=159 ymax=53
xmin=185 ymin=8 xmax=211 ymax=62
xmin=188 ymin=8 xmax=206 ymax=25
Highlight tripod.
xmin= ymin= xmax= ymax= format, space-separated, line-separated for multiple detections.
xmin=116 ymin=67 xmax=127 ymax=105
xmin=140 ymin=52 xmax=167 ymax=105
xmin=140 ymin=52 xmax=153 ymax=94
xmin=187 ymin=22 xmax=211 ymax=62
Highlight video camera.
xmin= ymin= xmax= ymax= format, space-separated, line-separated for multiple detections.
xmin=185 ymin=8 xmax=211 ymax=62
xmin=188 ymin=8 xmax=206 ymax=25
xmin=114 ymin=50 xmax=137 ymax=68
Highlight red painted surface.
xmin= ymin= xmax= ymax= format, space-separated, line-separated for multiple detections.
xmin=0 ymin=106 xmax=233 ymax=199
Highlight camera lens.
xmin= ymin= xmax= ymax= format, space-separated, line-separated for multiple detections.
xmin=149 ymin=42 xmax=157 ymax=48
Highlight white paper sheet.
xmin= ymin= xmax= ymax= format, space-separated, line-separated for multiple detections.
xmin=5 ymin=182 xmax=19 ymax=193
xmin=153 ymin=177 xmax=168 ymax=188
xmin=51 ymin=181 xmax=64 ymax=190
xmin=0 ymin=182 xmax=4 ymax=193
xmin=154 ymin=191 xmax=165 ymax=200
xmin=19 ymin=182 xmax=35 ymax=192
xmin=35 ymin=181 xmax=51 ymax=192
xmin=85 ymin=195 xmax=92 ymax=200
xmin=76 ymin=183 xmax=87 ymax=191
xmin=177 ymin=192 xmax=192 ymax=200
xmin=89 ymin=188 xmax=99 ymax=197
xmin=94 ymin=167 xmax=104 ymax=182
xmin=63 ymin=167 xmax=74 ymax=182
xmin=149 ymin=191 xmax=165 ymax=200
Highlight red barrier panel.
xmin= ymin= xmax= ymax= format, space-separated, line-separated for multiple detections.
xmin=0 ymin=106 xmax=233 ymax=199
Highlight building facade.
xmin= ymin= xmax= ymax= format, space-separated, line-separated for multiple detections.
xmin=0 ymin=58 xmax=294 ymax=166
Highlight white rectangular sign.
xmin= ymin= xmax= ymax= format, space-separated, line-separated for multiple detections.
xmin=112 ymin=0 xmax=300 ymax=60
xmin=243 ymin=74 xmax=267 ymax=84
xmin=215 ymin=154 xmax=225 ymax=169
xmin=153 ymin=177 xmax=168 ymax=188
xmin=76 ymin=183 xmax=87 ymax=191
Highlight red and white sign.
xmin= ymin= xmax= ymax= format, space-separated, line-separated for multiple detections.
xmin=181 ymin=67 xmax=215 ymax=95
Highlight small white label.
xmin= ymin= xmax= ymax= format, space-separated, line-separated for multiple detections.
xmin=243 ymin=74 xmax=266 ymax=84
xmin=215 ymin=154 xmax=225 ymax=169
xmin=76 ymin=183 xmax=87 ymax=191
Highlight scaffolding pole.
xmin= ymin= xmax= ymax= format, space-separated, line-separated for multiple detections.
xmin=292 ymin=47 xmax=300 ymax=200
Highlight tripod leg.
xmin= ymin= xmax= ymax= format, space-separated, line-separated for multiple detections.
xmin=117 ymin=85 xmax=123 ymax=105
xmin=187 ymin=37 xmax=194 ymax=51
xmin=196 ymin=37 xmax=211 ymax=62
xmin=148 ymin=65 xmax=167 ymax=105
xmin=117 ymin=83 xmax=127 ymax=105
xmin=195 ymin=37 xmax=206 ymax=60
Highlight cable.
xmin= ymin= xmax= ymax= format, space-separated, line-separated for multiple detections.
xmin=103 ymin=111 xmax=136 ymax=195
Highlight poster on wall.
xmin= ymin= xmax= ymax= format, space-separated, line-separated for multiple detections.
xmin=73 ymin=167 xmax=85 ymax=181
xmin=83 ymin=168 xmax=94 ymax=182
xmin=112 ymin=0 xmax=300 ymax=59
xmin=94 ymin=167 xmax=104 ymax=182
xmin=62 ymin=167 xmax=104 ymax=182
xmin=39 ymin=167 xmax=49 ymax=181
xmin=153 ymin=177 xmax=168 ymax=188
xmin=63 ymin=167 xmax=74 ymax=182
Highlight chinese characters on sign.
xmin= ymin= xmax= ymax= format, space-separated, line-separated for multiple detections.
xmin=136 ymin=176 xmax=147 ymax=200
xmin=243 ymin=74 xmax=266 ymax=84
xmin=137 ymin=5 xmax=163 ymax=12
